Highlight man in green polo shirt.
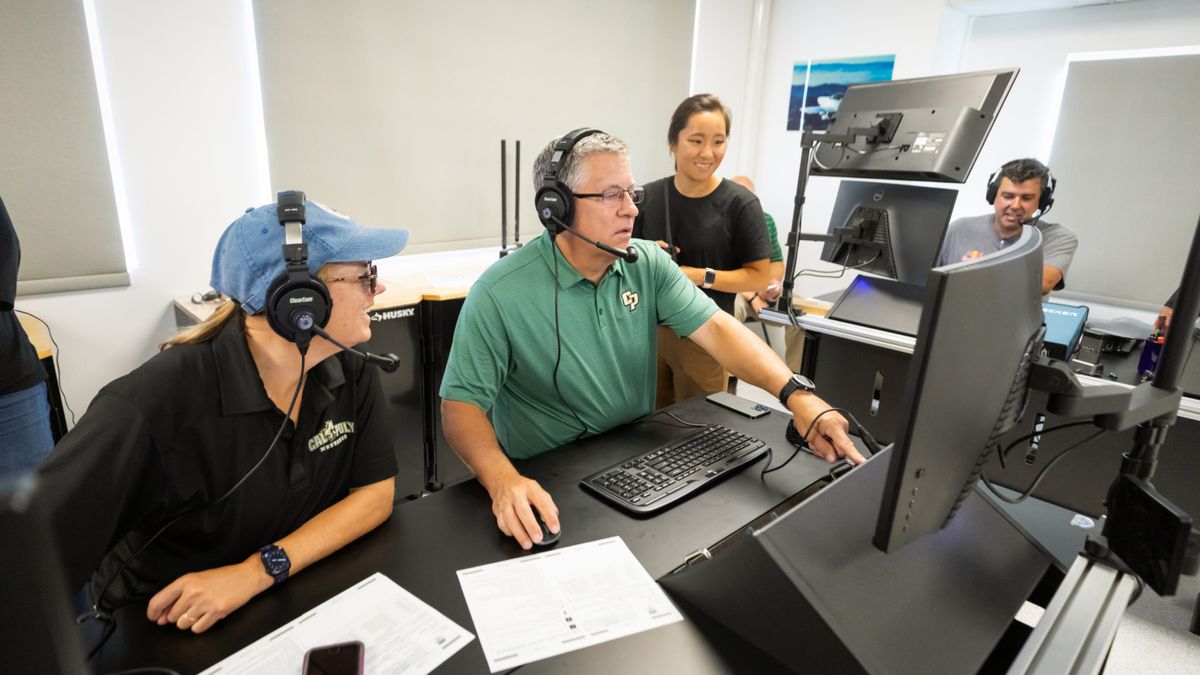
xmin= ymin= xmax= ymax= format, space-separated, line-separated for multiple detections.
xmin=440 ymin=130 xmax=863 ymax=549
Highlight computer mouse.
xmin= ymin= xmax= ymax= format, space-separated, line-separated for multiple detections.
xmin=532 ymin=508 xmax=561 ymax=547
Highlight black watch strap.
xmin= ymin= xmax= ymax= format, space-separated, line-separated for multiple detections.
xmin=778 ymin=374 xmax=816 ymax=407
xmin=259 ymin=544 xmax=291 ymax=585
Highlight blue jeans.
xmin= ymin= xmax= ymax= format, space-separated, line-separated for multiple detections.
xmin=0 ymin=381 xmax=55 ymax=475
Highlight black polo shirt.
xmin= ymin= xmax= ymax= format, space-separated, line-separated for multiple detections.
xmin=1 ymin=195 xmax=46 ymax=395
xmin=36 ymin=316 xmax=397 ymax=609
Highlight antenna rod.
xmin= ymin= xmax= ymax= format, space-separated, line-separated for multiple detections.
xmin=514 ymin=140 xmax=521 ymax=244
xmin=500 ymin=139 xmax=508 ymax=249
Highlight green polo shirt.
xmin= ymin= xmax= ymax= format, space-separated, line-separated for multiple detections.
xmin=441 ymin=233 xmax=717 ymax=458
xmin=764 ymin=213 xmax=783 ymax=263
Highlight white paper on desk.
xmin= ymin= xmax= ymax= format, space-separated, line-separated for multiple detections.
xmin=200 ymin=572 xmax=473 ymax=675
xmin=456 ymin=536 xmax=682 ymax=672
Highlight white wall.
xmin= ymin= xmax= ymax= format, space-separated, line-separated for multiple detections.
xmin=689 ymin=0 xmax=758 ymax=176
xmin=15 ymin=0 xmax=269 ymax=418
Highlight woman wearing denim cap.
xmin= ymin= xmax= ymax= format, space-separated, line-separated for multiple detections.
xmin=36 ymin=197 xmax=408 ymax=637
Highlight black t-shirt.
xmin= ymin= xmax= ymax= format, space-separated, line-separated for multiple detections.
xmin=1 ymin=195 xmax=46 ymax=394
xmin=633 ymin=177 xmax=772 ymax=315
xmin=35 ymin=316 xmax=398 ymax=608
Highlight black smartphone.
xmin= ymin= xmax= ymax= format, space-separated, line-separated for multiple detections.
xmin=302 ymin=641 xmax=365 ymax=675
xmin=706 ymin=391 xmax=770 ymax=418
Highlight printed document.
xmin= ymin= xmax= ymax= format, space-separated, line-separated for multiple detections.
xmin=201 ymin=572 xmax=473 ymax=674
xmin=457 ymin=537 xmax=682 ymax=672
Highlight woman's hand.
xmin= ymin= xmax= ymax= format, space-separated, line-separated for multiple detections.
xmin=146 ymin=558 xmax=271 ymax=634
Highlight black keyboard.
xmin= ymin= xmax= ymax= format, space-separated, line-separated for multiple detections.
xmin=580 ymin=424 xmax=769 ymax=515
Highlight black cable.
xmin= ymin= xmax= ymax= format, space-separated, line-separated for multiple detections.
xmin=81 ymin=351 xmax=308 ymax=659
xmin=981 ymin=428 xmax=1107 ymax=505
xmin=550 ymin=240 xmax=589 ymax=442
xmin=636 ymin=409 xmax=707 ymax=429
xmin=14 ymin=309 xmax=77 ymax=425
xmin=994 ymin=420 xmax=1096 ymax=470
xmin=791 ymin=250 xmax=881 ymax=282
xmin=760 ymin=407 xmax=849 ymax=478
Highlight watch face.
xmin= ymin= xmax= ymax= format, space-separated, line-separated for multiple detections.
xmin=261 ymin=545 xmax=290 ymax=577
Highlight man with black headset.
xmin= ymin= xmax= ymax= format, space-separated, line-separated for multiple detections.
xmin=938 ymin=158 xmax=1078 ymax=295
xmin=439 ymin=130 xmax=865 ymax=551
xmin=35 ymin=196 xmax=406 ymax=636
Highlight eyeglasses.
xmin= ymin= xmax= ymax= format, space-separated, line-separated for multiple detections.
xmin=572 ymin=185 xmax=644 ymax=206
xmin=327 ymin=263 xmax=379 ymax=294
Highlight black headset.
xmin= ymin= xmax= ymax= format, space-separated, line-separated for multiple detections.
xmin=535 ymin=128 xmax=602 ymax=235
xmin=985 ymin=160 xmax=1057 ymax=217
xmin=264 ymin=190 xmax=332 ymax=354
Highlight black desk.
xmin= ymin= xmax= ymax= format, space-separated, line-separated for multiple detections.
xmin=92 ymin=397 xmax=833 ymax=674
xmin=91 ymin=394 xmax=1056 ymax=674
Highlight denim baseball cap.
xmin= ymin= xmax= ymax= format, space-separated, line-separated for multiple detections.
xmin=211 ymin=199 xmax=409 ymax=315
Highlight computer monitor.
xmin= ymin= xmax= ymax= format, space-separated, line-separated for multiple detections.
xmin=874 ymin=226 xmax=1045 ymax=553
xmin=1 ymin=473 xmax=91 ymax=674
xmin=820 ymin=180 xmax=958 ymax=285
xmin=811 ymin=68 xmax=1018 ymax=183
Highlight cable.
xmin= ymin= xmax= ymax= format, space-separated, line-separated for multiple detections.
xmin=80 ymin=352 xmax=308 ymax=659
xmin=994 ymin=420 xmax=1096 ymax=470
xmin=791 ymin=250 xmax=881 ymax=282
xmin=14 ymin=309 xmax=77 ymax=425
xmin=980 ymin=428 xmax=1107 ymax=505
xmin=550 ymin=240 xmax=589 ymax=442
xmin=636 ymin=409 xmax=707 ymax=429
xmin=760 ymin=407 xmax=850 ymax=478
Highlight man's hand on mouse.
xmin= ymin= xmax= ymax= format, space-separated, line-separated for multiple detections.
xmin=486 ymin=472 xmax=560 ymax=550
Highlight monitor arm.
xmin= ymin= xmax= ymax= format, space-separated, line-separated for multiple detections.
xmin=1028 ymin=358 xmax=1182 ymax=432
xmin=760 ymin=114 xmax=905 ymax=329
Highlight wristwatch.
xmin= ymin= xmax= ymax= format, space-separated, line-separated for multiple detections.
xmin=702 ymin=267 xmax=716 ymax=289
xmin=778 ymin=373 xmax=817 ymax=407
xmin=259 ymin=544 xmax=291 ymax=585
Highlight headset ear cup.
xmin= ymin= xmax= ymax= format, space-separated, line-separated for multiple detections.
xmin=265 ymin=273 xmax=332 ymax=343
xmin=535 ymin=183 xmax=572 ymax=234
xmin=985 ymin=170 xmax=1000 ymax=205
xmin=1039 ymin=175 xmax=1056 ymax=214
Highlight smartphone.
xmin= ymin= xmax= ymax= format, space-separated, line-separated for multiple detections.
xmin=302 ymin=641 xmax=365 ymax=675
xmin=706 ymin=391 xmax=770 ymax=419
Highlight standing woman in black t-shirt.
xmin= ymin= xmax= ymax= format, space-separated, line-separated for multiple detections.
xmin=0 ymin=195 xmax=55 ymax=475
xmin=633 ymin=93 xmax=774 ymax=408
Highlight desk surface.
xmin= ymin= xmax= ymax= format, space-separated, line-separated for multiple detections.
xmin=18 ymin=313 xmax=52 ymax=360
xmin=94 ymin=396 xmax=835 ymax=674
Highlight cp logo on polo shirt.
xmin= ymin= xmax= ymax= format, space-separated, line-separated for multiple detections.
xmin=308 ymin=419 xmax=356 ymax=453
xmin=622 ymin=290 xmax=639 ymax=312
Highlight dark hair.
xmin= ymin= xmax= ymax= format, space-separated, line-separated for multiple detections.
xmin=996 ymin=158 xmax=1051 ymax=193
xmin=667 ymin=93 xmax=731 ymax=149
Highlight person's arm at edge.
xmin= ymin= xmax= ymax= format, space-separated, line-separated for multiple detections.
xmin=680 ymin=257 xmax=772 ymax=293
xmin=1041 ymin=264 xmax=1064 ymax=295
xmin=146 ymin=477 xmax=393 ymax=633
xmin=440 ymin=399 xmax=558 ymax=550
xmin=688 ymin=311 xmax=865 ymax=464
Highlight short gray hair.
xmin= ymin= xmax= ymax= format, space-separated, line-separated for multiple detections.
xmin=532 ymin=131 xmax=629 ymax=193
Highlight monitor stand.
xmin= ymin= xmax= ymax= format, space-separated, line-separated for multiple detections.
xmin=827 ymin=275 xmax=925 ymax=337
xmin=659 ymin=447 xmax=1053 ymax=674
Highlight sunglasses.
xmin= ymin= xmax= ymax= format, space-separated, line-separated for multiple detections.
xmin=327 ymin=263 xmax=379 ymax=294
